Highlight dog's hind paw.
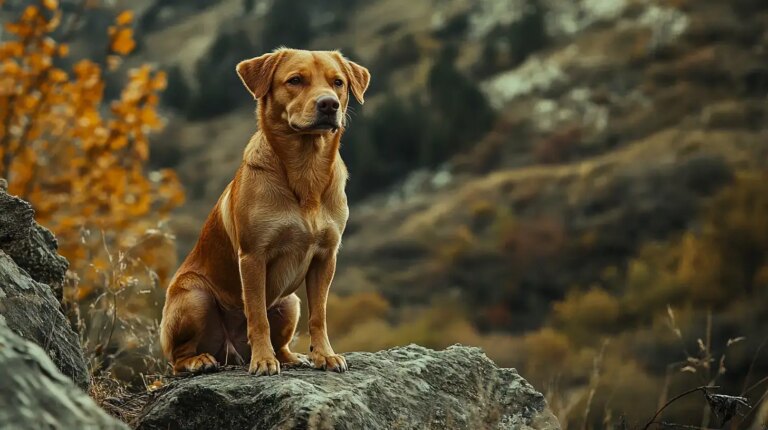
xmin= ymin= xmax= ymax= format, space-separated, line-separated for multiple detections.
xmin=277 ymin=350 xmax=310 ymax=368
xmin=173 ymin=353 xmax=219 ymax=375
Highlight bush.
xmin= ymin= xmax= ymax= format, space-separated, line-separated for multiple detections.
xmin=161 ymin=65 xmax=190 ymax=112
xmin=343 ymin=46 xmax=495 ymax=199
xmin=0 ymin=4 xmax=183 ymax=384
xmin=187 ymin=30 xmax=255 ymax=119
xmin=261 ymin=0 xmax=312 ymax=49
xmin=554 ymin=287 xmax=620 ymax=344
xmin=474 ymin=0 xmax=549 ymax=77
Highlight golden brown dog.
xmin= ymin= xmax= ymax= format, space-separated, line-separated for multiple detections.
xmin=160 ymin=48 xmax=370 ymax=376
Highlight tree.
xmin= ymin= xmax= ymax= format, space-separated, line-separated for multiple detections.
xmin=0 ymin=1 xmax=184 ymax=375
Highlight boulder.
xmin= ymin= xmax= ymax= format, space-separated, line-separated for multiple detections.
xmin=136 ymin=344 xmax=559 ymax=430
xmin=0 ymin=179 xmax=68 ymax=299
xmin=0 ymin=316 xmax=127 ymax=429
xmin=0 ymin=183 xmax=87 ymax=387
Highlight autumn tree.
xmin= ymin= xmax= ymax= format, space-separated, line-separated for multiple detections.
xmin=0 ymin=1 xmax=184 ymax=378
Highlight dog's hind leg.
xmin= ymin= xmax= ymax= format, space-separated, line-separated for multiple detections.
xmin=161 ymin=274 xmax=222 ymax=374
xmin=269 ymin=293 xmax=305 ymax=367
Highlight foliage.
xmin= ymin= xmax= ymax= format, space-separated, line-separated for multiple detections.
xmin=529 ymin=172 xmax=768 ymax=427
xmin=0 ymin=1 xmax=183 ymax=380
xmin=261 ymin=0 xmax=312 ymax=50
xmin=342 ymin=47 xmax=495 ymax=198
xmin=187 ymin=29 xmax=255 ymax=119
xmin=474 ymin=0 xmax=549 ymax=77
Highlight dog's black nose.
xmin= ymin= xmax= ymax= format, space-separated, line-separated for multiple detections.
xmin=317 ymin=96 xmax=340 ymax=115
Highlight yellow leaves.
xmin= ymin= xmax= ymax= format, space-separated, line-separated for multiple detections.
xmin=41 ymin=37 xmax=57 ymax=55
xmin=42 ymin=0 xmax=58 ymax=10
xmin=108 ymin=10 xmax=136 ymax=57
xmin=1 ymin=41 xmax=24 ymax=57
xmin=110 ymin=28 xmax=135 ymax=55
xmin=151 ymin=71 xmax=167 ymax=91
xmin=48 ymin=68 xmax=68 ymax=82
xmin=116 ymin=11 xmax=134 ymax=26
xmin=2 ymin=59 xmax=21 ymax=75
xmin=21 ymin=5 xmax=39 ymax=21
xmin=20 ymin=94 xmax=40 ymax=110
xmin=73 ymin=59 xmax=100 ymax=78
xmin=0 ymin=5 xmax=184 ymax=307
xmin=110 ymin=135 xmax=128 ymax=151
xmin=135 ymin=139 xmax=149 ymax=161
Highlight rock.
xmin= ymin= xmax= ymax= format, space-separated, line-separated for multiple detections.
xmin=0 ymin=185 xmax=68 ymax=299
xmin=136 ymin=345 xmax=559 ymax=430
xmin=0 ymin=250 xmax=88 ymax=388
xmin=0 ymin=185 xmax=87 ymax=387
xmin=0 ymin=316 xmax=127 ymax=429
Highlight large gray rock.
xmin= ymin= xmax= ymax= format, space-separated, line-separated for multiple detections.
xmin=0 ymin=179 xmax=69 ymax=299
xmin=0 ymin=183 xmax=87 ymax=387
xmin=0 ymin=316 xmax=127 ymax=429
xmin=0 ymin=250 xmax=88 ymax=387
xmin=137 ymin=345 xmax=559 ymax=430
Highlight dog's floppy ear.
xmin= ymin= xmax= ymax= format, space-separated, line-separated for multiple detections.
xmin=336 ymin=53 xmax=370 ymax=105
xmin=236 ymin=51 xmax=284 ymax=99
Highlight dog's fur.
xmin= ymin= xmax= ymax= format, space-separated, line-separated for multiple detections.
xmin=160 ymin=48 xmax=370 ymax=376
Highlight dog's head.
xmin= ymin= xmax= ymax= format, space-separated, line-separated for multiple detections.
xmin=236 ymin=48 xmax=370 ymax=134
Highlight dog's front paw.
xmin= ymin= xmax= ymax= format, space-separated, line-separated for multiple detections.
xmin=309 ymin=350 xmax=347 ymax=373
xmin=249 ymin=354 xmax=281 ymax=376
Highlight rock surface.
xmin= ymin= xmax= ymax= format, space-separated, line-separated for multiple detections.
xmin=0 ymin=179 xmax=68 ymax=298
xmin=0 ymin=316 xmax=127 ymax=429
xmin=0 ymin=184 xmax=87 ymax=387
xmin=137 ymin=344 xmax=559 ymax=430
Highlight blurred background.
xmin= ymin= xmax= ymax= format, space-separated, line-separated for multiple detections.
xmin=1 ymin=0 xmax=767 ymax=428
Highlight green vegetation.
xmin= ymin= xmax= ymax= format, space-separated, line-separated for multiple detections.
xmin=343 ymin=46 xmax=495 ymax=198
xmin=474 ymin=0 xmax=549 ymax=77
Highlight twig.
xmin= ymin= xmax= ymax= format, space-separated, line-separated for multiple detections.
xmin=741 ymin=387 xmax=768 ymax=423
xmin=643 ymin=386 xmax=719 ymax=430
xmin=741 ymin=336 xmax=768 ymax=396
xmin=743 ymin=376 xmax=768 ymax=397
xmin=650 ymin=421 xmax=720 ymax=430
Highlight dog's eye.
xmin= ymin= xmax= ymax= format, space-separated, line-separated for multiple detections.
xmin=287 ymin=76 xmax=302 ymax=85
xmin=334 ymin=79 xmax=344 ymax=87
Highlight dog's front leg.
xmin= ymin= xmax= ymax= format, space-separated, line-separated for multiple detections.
xmin=306 ymin=253 xmax=347 ymax=372
xmin=239 ymin=251 xmax=280 ymax=375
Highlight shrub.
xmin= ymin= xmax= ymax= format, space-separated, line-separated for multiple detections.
xmin=677 ymin=172 xmax=768 ymax=304
xmin=554 ymin=287 xmax=620 ymax=344
xmin=474 ymin=0 xmax=549 ymax=77
xmin=344 ymin=45 xmax=496 ymax=200
xmin=522 ymin=328 xmax=572 ymax=383
xmin=0 ymin=3 xmax=183 ymax=383
xmin=187 ymin=29 xmax=255 ymax=119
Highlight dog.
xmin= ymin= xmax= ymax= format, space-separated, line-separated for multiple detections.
xmin=160 ymin=48 xmax=370 ymax=376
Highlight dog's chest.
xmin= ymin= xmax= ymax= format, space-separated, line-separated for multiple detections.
xmin=265 ymin=210 xmax=341 ymax=297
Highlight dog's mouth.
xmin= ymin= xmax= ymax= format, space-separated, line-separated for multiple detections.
xmin=289 ymin=116 xmax=340 ymax=133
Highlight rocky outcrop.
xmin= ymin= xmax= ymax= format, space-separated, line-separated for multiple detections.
xmin=0 ymin=179 xmax=68 ymax=298
xmin=0 ymin=182 xmax=87 ymax=387
xmin=136 ymin=345 xmax=559 ymax=430
xmin=0 ymin=316 xmax=127 ymax=429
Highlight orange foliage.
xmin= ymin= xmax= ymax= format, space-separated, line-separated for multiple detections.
xmin=0 ymin=3 xmax=184 ymax=299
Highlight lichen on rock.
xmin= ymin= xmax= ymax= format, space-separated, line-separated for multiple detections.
xmin=136 ymin=344 xmax=559 ymax=430
xmin=0 ymin=316 xmax=127 ymax=429
xmin=0 ymin=185 xmax=85 ymax=387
